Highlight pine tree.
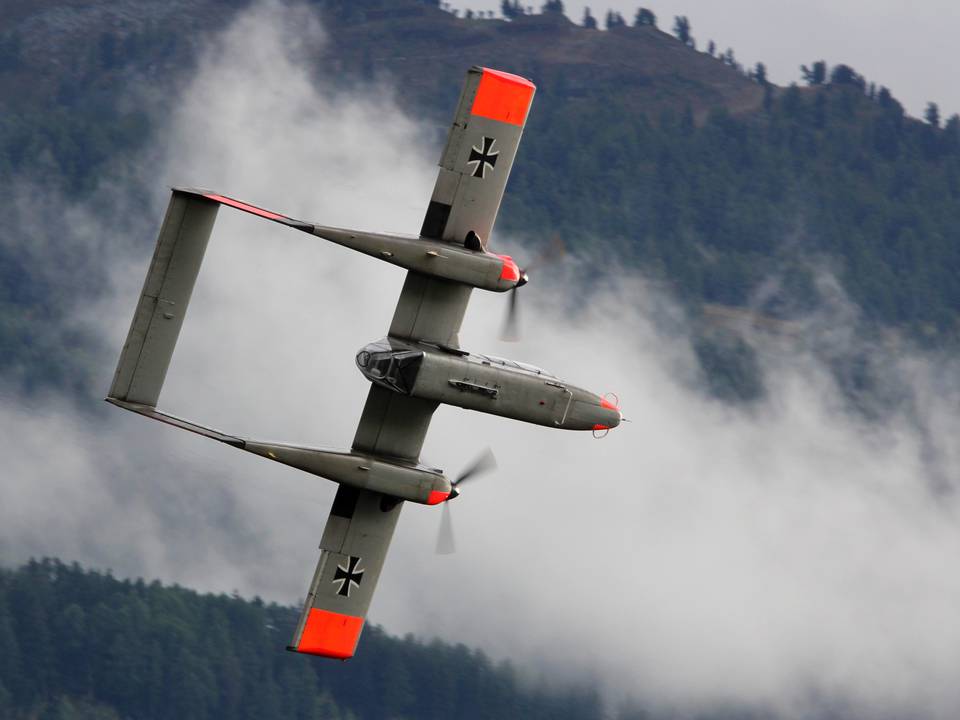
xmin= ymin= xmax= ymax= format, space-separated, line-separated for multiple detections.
xmin=634 ymin=7 xmax=656 ymax=26
xmin=754 ymin=62 xmax=768 ymax=85
xmin=582 ymin=6 xmax=598 ymax=28
xmin=605 ymin=10 xmax=625 ymax=28
xmin=830 ymin=63 xmax=864 ymax=89
xmin=673 ymin=15 xmax=693 ymax=46
xmin=801 ymin=60 xmax=827 ymax=85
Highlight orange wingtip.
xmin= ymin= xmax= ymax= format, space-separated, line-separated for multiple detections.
xmin=471 ymin=68 xmax=535 ymax=126
xmin=294 ymin=608 xmax=364 ymax=659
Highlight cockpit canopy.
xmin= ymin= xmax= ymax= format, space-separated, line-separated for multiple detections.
xmin=356 ymin=340 xmax=423 ymax=394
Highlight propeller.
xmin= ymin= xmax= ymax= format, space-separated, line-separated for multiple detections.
xmin=435 ymin=448 xmax=498 ymax=555
xmin=500 ymin=281 xmax=523 ymax=342
xmin=436 ymin=503 xmax=456 ymax=555
xmin=500 ymin=234 xmax=566 ymax=342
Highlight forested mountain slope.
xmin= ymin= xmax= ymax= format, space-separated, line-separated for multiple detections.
xmin=0 ymin=559 xmax=606 ymax=720
xmin=2 ymin=0 xmax=958 ymax=399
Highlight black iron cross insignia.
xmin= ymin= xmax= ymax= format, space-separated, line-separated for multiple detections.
xmin=333 ymin=556 xmax=364 ymax=597
xmin=467 ymin=136 xmax=499 ymax=179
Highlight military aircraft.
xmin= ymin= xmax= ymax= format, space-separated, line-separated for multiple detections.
xmin=107 ymin=67 xmax=622 ymax=660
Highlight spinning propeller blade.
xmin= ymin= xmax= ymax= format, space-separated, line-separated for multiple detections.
xmin=501 ymin=286 xmax=521 ymax=342
xmin=453 ymin=447 xmax=498 ymax=489
xmin=436 ymin=503 xmax=456 ymax=555
xmin=435 ymin=448 xmax=498 ymax=555
xmin=499 ymin=234 xmax=566 ymax=342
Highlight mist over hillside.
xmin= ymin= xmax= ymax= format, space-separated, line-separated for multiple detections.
xmin=3 ymin=0 xmax=960 ymax=402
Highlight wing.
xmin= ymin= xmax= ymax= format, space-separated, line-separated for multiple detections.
xmin=289 ymin=485 xmax=403 ymax=659
xmin=289 ymin=385 xmax=438 ymax=658
xmin=420 ymin=66 xmax=536 ymax=248
xmin=387 ymin=271 xmax=473 ymax=348
xmin=351 ymin=384 xmax=438 ymax=461
xmin=392 ymin=67 xmax=536 ymax=348
xmin=109 ymin=190 xmax=219 ymax=407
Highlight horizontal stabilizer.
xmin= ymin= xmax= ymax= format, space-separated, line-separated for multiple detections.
xmin=108 ymin=189 xmax=317 ymax=409
xmin=108 ymin=190 xmax=219 ymax=406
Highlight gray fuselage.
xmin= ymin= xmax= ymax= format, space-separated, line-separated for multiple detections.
xmin=356 ymin=338 xmax=621 ymax=432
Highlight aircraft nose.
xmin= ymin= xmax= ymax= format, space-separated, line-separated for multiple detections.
xmin=593 ymin=395 xmax=622 ymax=431
xmin=564 ymin=392 xmax=623 ymax=431
xmin=593 ymin=397 xmax=623 ymax=432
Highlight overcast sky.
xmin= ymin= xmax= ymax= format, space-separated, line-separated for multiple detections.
xmin=450 ymin=0 xmax=960 ymax=120
xmin=3 ymin=2 xmax=960 ymax=717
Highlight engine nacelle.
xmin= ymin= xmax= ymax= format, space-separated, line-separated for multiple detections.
xmin=243 ymin=442 xmax=451 ymax=505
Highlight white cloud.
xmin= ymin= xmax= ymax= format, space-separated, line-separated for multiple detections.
xmin=3 ymin=2 xmax=960 ymax=717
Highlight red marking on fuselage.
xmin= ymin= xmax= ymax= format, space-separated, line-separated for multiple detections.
xmin=204 ymin=193 xmax=287 ymax=222
xmin=593 ymin=424 xmax=611 ymax=431
xmin=295 ymin=608 xmax=364 ymax=659
xmin=470 ymin=68 xmax=535 ymax=126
